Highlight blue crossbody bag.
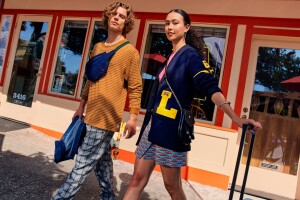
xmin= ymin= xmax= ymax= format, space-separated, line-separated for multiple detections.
xmin=85 ymin=41 xmax=130 ymax=82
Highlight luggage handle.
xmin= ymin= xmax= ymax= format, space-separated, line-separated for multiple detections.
xmin=229 ymin=124 xmax=256 ymax=200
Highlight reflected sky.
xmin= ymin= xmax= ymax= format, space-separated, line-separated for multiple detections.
xmin=58 ymin=48 xmax=81 ymax=74
xmin=20 ymin=21 xmax=48 ymax=41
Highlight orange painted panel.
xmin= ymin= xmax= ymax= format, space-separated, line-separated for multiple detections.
xmin=31 ymin=125 xmax=63 ymax=139
xmin=116 ymin=149 xmax=229 ymax=189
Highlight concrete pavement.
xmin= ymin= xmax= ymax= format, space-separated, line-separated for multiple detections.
xmin=0 ymin=117 xmax=267 ymax=200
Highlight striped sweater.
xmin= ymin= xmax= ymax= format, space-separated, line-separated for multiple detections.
xmin=82 ymin=39 xmax=142 ymax=132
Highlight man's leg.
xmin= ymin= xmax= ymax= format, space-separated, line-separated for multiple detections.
xmin=94 ymin=144 xmax=115 ymax=200
xmin=52 ymin=125 xmax=113 ymax=200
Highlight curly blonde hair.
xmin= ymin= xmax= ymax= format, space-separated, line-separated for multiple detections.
xmin=102 ymin=2 xmax=135 ymax=35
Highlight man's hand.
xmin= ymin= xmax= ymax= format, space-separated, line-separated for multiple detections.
xmin=123 ymin=114 xmax=137 ymax=139
xmin=72 ymin=99 xmax=86 ymax=120
xmin=72 ymin=107 xmax=84 ymax=120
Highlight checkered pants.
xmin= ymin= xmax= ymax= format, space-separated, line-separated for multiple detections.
xmin=52 ymin=125 xmax=116 ymax=200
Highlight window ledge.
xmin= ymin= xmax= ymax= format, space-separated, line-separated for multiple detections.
xmin=195 ymin=122 xmax=237 ymax=133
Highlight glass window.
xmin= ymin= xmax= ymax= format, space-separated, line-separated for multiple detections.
xmin=51 ymin=20 xmax=88 ymax=96
xmin=244 ymin=47 xmax=300 ymax=175
xmin=7 ymin=21 xmax=48 ymax=107
xmin=141 ymin=23 xmax=228 ymax=123
xmin=79 ymin=20 xmax=107 ymax=96
xmin=0 ymin=15 xmax=12 ymax=80
xmin=89 ymin=21 xmax=107 ymax=53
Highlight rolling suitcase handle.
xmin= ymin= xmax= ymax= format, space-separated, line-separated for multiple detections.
xmin=229 ymin=124 xmax=256 ymax=200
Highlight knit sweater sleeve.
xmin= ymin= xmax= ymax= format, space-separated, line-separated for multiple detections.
xmin=126 ymin=49 xmax=142 ymax=115
xmin=81 ymin=80 xmax=90 ymax=100
xmin=187 ymin=52 xmax=222 ymax=99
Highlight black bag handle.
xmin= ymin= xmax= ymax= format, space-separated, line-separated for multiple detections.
xmin=164 ymin=66 xmax=183 ymax=110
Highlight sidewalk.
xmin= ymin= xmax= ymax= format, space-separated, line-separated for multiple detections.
xmin=0 ymin=118 xmax=266 ymax=200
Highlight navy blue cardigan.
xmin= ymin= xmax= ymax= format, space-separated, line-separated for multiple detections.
xmin=137 ymin=45 xmax=222 ymax=152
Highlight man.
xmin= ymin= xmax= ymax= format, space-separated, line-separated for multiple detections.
xmin=52 ymin=2 xmax=142 ymax=200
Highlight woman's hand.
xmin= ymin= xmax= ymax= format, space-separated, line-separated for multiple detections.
xmin=233 ymin=118 xmax=262 ymax=132
xmin=211 ymin=92 xmax=262 ymax=132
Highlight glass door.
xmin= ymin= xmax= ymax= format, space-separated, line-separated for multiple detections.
xmin=0 ymin=15 xmax=52 ymax=123
xmin=239 ymin=37 xmax=300 ymax=199
xmin=6 ymin=16 xmax=51 ymax=107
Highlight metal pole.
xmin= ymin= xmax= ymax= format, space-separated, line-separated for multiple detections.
xmin=229 ymin=124 xmax=248 ymax=200
xmin=239 ymin=132 xmax=256 ymax=200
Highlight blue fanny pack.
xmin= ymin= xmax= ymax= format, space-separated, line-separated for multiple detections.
xmin=85 ymin=41 xmax=130 ymax=82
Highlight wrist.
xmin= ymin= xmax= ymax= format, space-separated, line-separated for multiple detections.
xmin=219 ymin=101 xmax=231 ymax=108
xmin=129 ymin=114 xmax=138 ymax=121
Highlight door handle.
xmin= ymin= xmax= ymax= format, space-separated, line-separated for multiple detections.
xmin=242 ymin=115 xmax=247 ymax=119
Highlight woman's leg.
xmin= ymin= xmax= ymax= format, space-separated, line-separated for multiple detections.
xmin=123 ymin=157 xmax=156 ymax=200
xmin=160 ymin=166 xmax=186 ymax=200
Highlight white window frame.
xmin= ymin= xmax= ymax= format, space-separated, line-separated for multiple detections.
xmin=0 ymin=15 xmax=13 ymax=83
xmin=76 ymin=17 xmax=104 ymax=99
xmin=48 ymin=17 xmax=91 ymax=98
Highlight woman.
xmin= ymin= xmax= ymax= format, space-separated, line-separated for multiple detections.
xmin=123 ymin=9 xmax=262 ymax=200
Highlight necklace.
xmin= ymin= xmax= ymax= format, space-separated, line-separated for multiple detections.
xmin=104 ymin=36 xmax=124 ymax=47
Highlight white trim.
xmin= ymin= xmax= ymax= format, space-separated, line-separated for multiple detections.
xmin=76 ymin=17 xmax=102 ymax=99
xmin=47 ymin=17 xmax=90 ymax=98
xmin=0 ymin=15 xmax=13 ymax=80
xmin=222 ymin=25 xmax=247 ymax=128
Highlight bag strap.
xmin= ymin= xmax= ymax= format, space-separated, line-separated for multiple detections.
xmin=164 ymin=68 xmax=183 ymax=111
xmin=114 ymin=41 xmax=130 ymax=51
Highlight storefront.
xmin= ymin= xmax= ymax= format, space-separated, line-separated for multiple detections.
xmin=0 ymin=0 xmax=299 ymax=199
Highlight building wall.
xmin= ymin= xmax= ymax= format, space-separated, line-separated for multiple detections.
xmin=4 ymin=0 xmax=300 ymax=19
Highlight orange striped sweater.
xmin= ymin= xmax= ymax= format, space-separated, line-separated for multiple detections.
xmin=82 ymin=39 xmax=142 ymax=132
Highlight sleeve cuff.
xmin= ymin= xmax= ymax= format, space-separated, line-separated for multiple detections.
xmin=130 ymin=107 xmax=140 ymax=115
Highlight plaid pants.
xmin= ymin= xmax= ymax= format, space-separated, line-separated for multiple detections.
xmin=52 ymin=125 xmax=116 ymax=200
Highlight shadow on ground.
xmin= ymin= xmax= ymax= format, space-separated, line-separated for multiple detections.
xmin=0 ymin=117 xmax=29 ymax=132
xmin=0 ymin=133 xmax=153 ymax=200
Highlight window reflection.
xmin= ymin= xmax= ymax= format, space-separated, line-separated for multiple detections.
xmin=0 ymin=15 xmax=12 ymax=79
xmin=51 ymin=20 xmax=88 ymax=96
xmin=245 ymin=47 xmax=300 ymax=175
xmin=141 ymin=24 xmax=227 ymax=123
xmin=89 ymin=21 xmax=107 ymax=53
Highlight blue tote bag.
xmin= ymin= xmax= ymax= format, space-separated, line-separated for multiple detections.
xmin=54 ymin=116 xmax=86 ymax=163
